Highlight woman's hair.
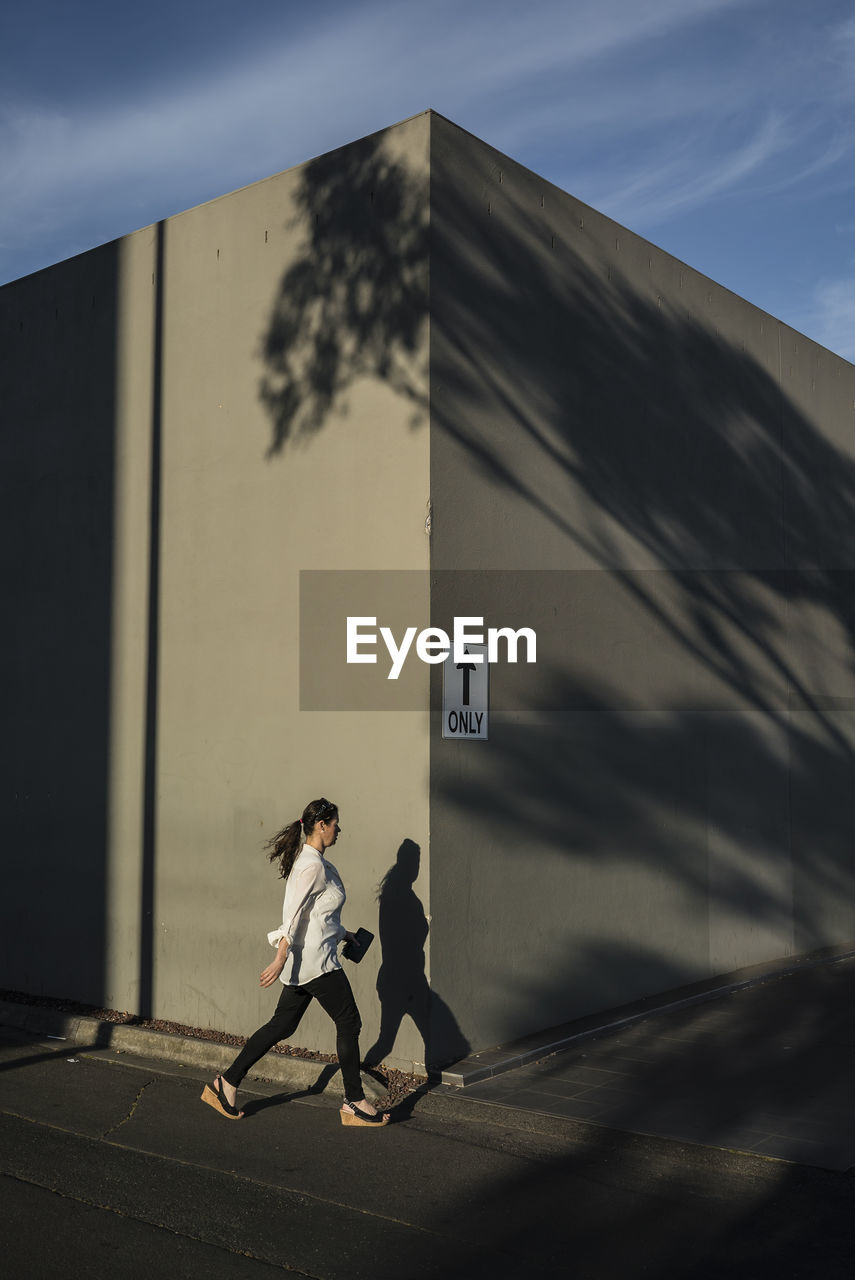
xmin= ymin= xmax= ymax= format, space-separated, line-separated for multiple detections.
xmin=264 ymin=797 xmax=338 ymax=880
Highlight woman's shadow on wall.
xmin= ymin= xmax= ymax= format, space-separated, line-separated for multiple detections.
xmin=364 ymin=839 xmax=469 ymax=1073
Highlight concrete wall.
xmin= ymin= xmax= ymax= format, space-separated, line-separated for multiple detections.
xmin=428 ymin=113 xmax=855 ymax=1058
xmin=1 ymin=113 xmax=432 ymax=1071
xmin=8 ymin=106 xmax=855 ymax=1074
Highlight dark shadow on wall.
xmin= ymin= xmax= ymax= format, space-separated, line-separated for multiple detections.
xmin=364 ymin=839 xmax=470 ymax=1072
xmin=255 ymin=116 xmax=855 ymax=1068
xmin=425 ymin=121 xmax=855 ymax=1046
xmin=138 ymin=220 xmax=166 ymax=1019
xmin=430 ymin=661 xmax=855 ymax=1041
xmin=0 ymin=244 xmax=121 ymax=1007
xmin=259 ymin=131 xmax=429 ymax=456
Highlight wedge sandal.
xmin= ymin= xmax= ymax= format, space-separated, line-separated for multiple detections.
xmin=200 ymin=1075 xmax=244 ymax=1120
xmin=340 ymin=1099 xmax=390 ymax=1127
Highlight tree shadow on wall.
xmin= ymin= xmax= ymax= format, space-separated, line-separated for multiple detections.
xmin=259 ymin=131 xmax=428 ymax=455
xmin=257 ymin=117 xmax=855 ymax=1047
xmin=363 ymin=839 xmax=469 ymax=1072
xmin=424 ymin=139 xmax=855 ymax=1032
xmin=428 ymin=151 xmax=855 ymax=738
xmin=257 ymin=122 xmax=855 ymax=758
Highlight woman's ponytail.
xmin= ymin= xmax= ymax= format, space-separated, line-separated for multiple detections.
xmin=264 ymin=820 xmax=302 ymax=880
xmin=264 ymin=797 xmax=338 ymax=879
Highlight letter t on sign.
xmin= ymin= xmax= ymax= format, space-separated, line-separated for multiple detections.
xmin=457 ymin=649 xmax=476 ymax=705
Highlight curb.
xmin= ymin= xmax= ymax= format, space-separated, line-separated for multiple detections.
xmin=5 ymin=944 xmax=855 ymax=1097
xmin=0 ymin=1000 xmax=492 ymax=1122
xmin=0 ymin=1000 xmax=361 ymax=1097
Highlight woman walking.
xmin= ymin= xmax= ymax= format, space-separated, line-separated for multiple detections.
xmin=202 ymin=797 xmax=389 ymax=1126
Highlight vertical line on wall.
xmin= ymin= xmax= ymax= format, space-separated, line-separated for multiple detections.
xmin=139 ymin=219 xmax=165 ymax=1019
xmin=776 ymin=318 xmax=796 ymax=951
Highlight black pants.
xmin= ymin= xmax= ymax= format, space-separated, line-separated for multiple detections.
xmin=222 ymin=968 xmax=364 ymax=1101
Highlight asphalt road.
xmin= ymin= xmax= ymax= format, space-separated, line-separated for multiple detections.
xmin=1 ymin=1028 xmax=853 ymax=1279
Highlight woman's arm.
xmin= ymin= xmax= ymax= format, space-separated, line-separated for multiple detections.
xmin=262 ymin=861 xmax=323 ymax=986
xmin=260 ymin=935 xmax=289 ymax=988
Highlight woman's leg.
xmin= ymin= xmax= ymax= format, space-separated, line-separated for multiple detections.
xmin=222 ymin=984 xmax=311 ymax=1089
xmin=305 ymin=969 xmax=364 ymax=1101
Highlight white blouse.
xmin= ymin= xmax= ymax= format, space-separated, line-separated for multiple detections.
xmin=267 ymin=845 xmax=347 ymax=985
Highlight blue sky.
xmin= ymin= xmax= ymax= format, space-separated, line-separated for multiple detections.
xmin=3 ymin=0 xmax=855 ymax=358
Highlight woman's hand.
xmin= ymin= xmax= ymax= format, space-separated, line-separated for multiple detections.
xmin=260 ymin=935 xmax=289 ymax=987
xmin=259 ymin=957 xmax=285 ymax=988
xmin=343 ymin=932 xmax=357 ymax=947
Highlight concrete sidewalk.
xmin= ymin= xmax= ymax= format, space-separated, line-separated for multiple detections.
xmin=462 ymin=952 xmax=855 ymax=1170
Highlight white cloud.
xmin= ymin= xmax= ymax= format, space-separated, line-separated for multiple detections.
xmin=570 ymin=112 xmax=790 ymax=228
xmin=428 ymin=0 xmax=752 ymax=87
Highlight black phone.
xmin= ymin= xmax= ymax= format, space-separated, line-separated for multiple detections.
xmin=342 ymin=927 xmax=374 ymax=964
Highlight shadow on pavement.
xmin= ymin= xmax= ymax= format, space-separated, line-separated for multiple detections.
xmin=239 ymin=1062 xmax=341 ymax=1117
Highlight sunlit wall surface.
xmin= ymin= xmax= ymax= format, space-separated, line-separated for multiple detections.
xmin=0 ymin=113 xmax=431 ymax=1071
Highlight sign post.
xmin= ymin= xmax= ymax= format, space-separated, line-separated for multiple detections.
xmin=442 ymin=643 xmax=488 ymax=740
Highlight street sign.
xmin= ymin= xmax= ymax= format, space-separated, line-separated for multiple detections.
xmin=442 ymin=642 xmax=488 ymax=739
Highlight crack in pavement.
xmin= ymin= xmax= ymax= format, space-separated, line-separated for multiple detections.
xmin=100 ymin=1077 xmax=157 ymax=1138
